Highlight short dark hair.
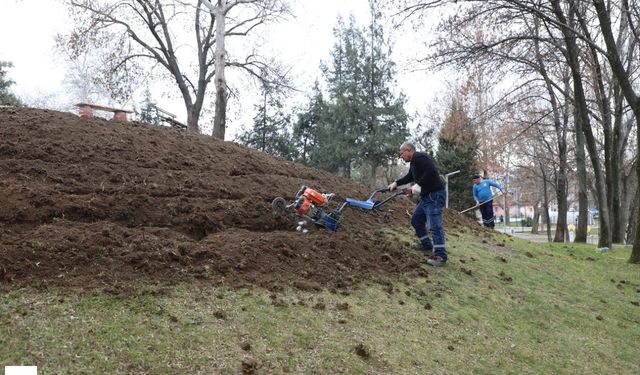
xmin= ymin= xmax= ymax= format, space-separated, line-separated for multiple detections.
xmin=471 ymin=174 xmax=481 ymax=179
xmin=400 ymin=141 xmax=415 ymax=152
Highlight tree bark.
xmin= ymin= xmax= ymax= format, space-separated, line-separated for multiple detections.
xmin=627 ymin=188 xmax=638 ymax=246
xmin=574 ymin=115 xmax=589 ymax=242
xmin=186 ymin=106 xmax=201 ymax=133
xmin=592 ymin=0 xmax=640 ymax=262
xmin=531 ymin=201 xmax=541 ymax=234
xmin=532 ymin=20 xmax=569 ymax=243
xmin=212 ymin=1 xmax=227 ymax=140
xmin=551 ymin=0 xmax=611 ymax=248
xmin=574 ymin=1 xmax=628 ymax=244
xmin=540 ymin=160 xmax=552 ymax=242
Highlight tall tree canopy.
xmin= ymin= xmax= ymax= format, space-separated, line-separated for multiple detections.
xmin=294 ymin=15 xmax=409 ymax=183
xmin=395 ymin=0 xmax=640 ymax=262
xmin=236 ymin=82 xmax=294 ymax=160
xmin=60 ymin=0 xmax=289 ymax=136
xmin=436 ymin=97 xmax=479 ymax=211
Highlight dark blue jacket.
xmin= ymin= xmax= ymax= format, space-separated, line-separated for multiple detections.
xmin=396 ymin=152 xmax=444 ymax=196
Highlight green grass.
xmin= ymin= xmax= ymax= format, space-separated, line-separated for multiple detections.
xmin=1 ymin=231 xmax=639 ymax=374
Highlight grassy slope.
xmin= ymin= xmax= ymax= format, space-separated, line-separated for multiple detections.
xmin=1 ymin=230 xmax=639 ymax=375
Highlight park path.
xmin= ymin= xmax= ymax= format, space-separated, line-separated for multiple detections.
xmin=499 ymin=227 xmax=599 ymax=244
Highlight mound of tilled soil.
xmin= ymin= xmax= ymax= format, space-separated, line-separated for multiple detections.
xmin=0 ymin=107 xmax=478 ymax=291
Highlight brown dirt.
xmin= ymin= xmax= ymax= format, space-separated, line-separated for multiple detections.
xmin=0 ymin=107 xmax=478 ymax=292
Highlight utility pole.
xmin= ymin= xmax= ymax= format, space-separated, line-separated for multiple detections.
xmin=503 ymin=173 xmax=509 ymax=234
xmin=443 ymin=170 xmax=460 ymax=208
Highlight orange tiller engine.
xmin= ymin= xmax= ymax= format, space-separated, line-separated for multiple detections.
xmin=294 ymin=186 xmax=326 ymax=215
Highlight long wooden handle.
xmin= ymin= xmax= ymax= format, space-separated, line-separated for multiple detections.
xmin=458 ymin=191 xmax=504 ymax=214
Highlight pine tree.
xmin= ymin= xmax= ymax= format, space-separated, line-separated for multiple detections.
xmin=237 ymin=84 xmax=294 ymax=160
xmin=0 ymin=61 xmax=23 ymax=106
xmin=310 ymin=16 xmax=363 ymax=177
xmin=298 ymin=15 xmax=408 ymax=181
xmin=358 ymin=6 xmax=409 ymax=185
xmin=436 ymin=98 xmax=479 ymax=211
xmin=139 ymin=88 xmax=160 ymax=125
xmin=292 ymin=82 xmax=326 ymax=165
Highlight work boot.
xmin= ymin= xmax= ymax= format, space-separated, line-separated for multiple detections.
xmin=426 ymin=256 xmax=446 ymax=267
xmin=414 ymin=243 xmax=434 ymax=256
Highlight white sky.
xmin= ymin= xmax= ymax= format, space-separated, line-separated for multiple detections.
xmin=0 ymin=0 xmax=68 ymax=96
xmin=0 ymin=0 xmax=445 ymax=138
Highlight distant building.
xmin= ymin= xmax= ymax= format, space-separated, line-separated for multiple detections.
xmin=493 ymin=204 xmax=597 ymax=226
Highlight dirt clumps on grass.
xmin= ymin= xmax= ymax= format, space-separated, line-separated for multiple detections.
xmin=354 ymin=342 xmax=371 ymax=359
xmin=0 ymin=107 xmax=472 ymax=292
xmin=241 ymin=357 xmax=258 ymax=374
xmin=335 ymin=302 xmax=350 ymax=310
xmin=443 ymin=209 xmax=483 ymax=233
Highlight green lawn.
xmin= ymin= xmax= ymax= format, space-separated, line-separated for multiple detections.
xmin=2 ymin=231 xmax=639 ymax=374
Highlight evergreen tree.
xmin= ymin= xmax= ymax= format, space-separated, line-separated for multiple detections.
xmin=414 ymin=122 xmax=438 ymax=157
xmin=359 ymin=6 xmax=409 ymax=185
xmin=139 ymin=88 xmax=160 ymax=125
xmin=309 ymin=16 xmax=363 ymax=177
xmin=291 ymin=82 xmax=326 ymax=165
xmin=436 ymin=98 xmax=479 ymax=211
xmin=298 ymin=15 xmax=408 ymax=181
xmin=0 ymin=61 xmax=23 ymax=106
xmin=237 ymin=83 xmax=294 ymax=160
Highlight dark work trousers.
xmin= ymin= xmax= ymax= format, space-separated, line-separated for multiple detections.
xmin=479 ymin=200 xmax=495 ymax=228
xmin=411 ymin=189 xmax=447 ymax=260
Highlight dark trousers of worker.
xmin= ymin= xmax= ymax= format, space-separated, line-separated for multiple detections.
xmin=411 ymin=189 xmax=447 ymax=261
xmin=479 ymin=200 xmax=496 ymax=228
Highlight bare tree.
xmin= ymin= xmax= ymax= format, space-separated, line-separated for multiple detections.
xmin=200 ymin=0 xmax=289 ymax=139
xmin=395 ymin=0 xmax=640 ymax=260
xmin=548 ymin=0 xmax=613 ymax=248
xmin=60 ymin=0 xmax=289 ymax=136
xmin=591 ymin=0 xmax=640 ymax=261
xmin=397 ymin=1 xmax=577 ymax=241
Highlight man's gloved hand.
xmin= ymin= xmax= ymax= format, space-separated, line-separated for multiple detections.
xmin=475 ymin=201 xmax=480 ymax=206
xmin=388 ymin=181 xmax=397 ymax=191
xmin=406 ymin=183 xmax=421 ymax=195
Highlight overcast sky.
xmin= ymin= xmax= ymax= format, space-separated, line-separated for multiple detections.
xmin=1 ymin=0 xmax=444 ymax=138
xmin=0 ymin=0 xmax=68 ymax=96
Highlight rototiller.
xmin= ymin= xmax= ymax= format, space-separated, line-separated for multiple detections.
xmin=272 ymin=185 xmax=408 ymax=232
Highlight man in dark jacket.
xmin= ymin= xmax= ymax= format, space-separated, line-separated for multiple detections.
xmin=388 ymin=142 xmax=447 ymax=267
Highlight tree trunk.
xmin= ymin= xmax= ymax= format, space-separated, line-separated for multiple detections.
xmin=503 ymin=180 xmax=510 ymax=225
xmin=574 ymin=124 xmax=589 ymax=242
xmin=540 ymin=162 xmax=552 ymax=242
xmin=554 ymin=173 xmax=568 ymax=243
xmin=610 ymin=137 xmax=625 ymax=243
xmin=592 ymin=0 xmax=640 ymax=262
xmin=186 ymin=105 xmax=200 ymax=133
xmin=633 ymin=133 xmax=640 ymax=262
xmin=611 ymin=89 xmax=625 ymax=243
xmin=534 ymin=26 xmax=569 ymax=243
xmin=621 ymin=161 xmax=637 ymax=243
xmin=531 ymin=202 xmax=540 ymax=234
xmin=581 ymin=18 xmax=617 ymax=244
xmin=212 ymin=1 xmax=227 ymax=140
xmin=627 ymin=191 xmax=640 ymax=245
xmin=551 ymin=0 xmax=611 ymax=248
